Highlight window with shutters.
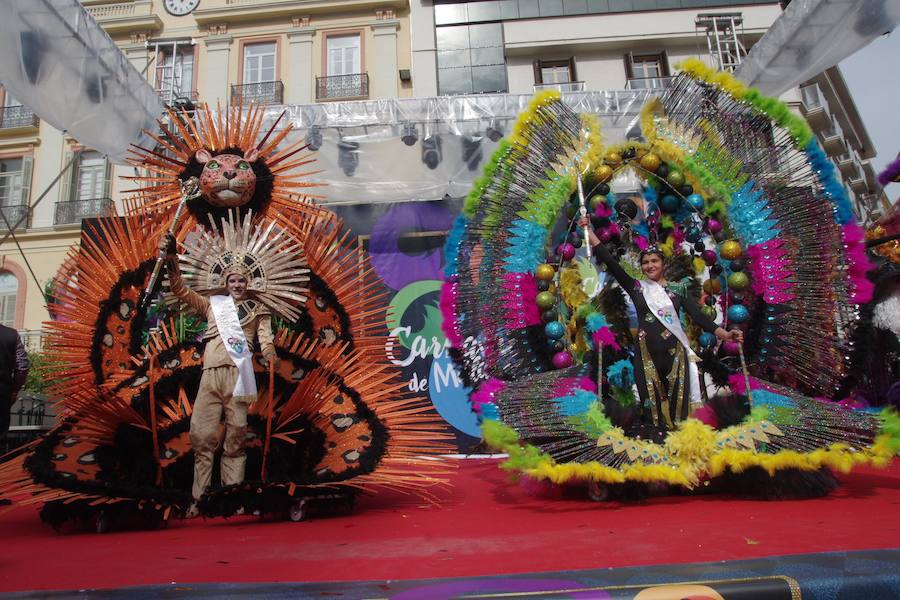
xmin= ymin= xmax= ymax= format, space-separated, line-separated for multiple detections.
xmin=56 ymin=149 xmax=113 ymax=225
xmin=532 ymin=58 xmax=582 ymax=91
xmin=0 ymin=271 xmax=18 ymax=328
xmin=624 ymin=52 xmax=672 ymax=90
xmin=0 ymin=157 xmax=32 ymax=229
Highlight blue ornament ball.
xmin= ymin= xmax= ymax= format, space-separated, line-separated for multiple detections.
xmin=660 ymin=194 xmax=680 ymax=213
xmin=726 ymin=304 xmax=750 ymax=324
xmin=686 ymin=194 xmax=705 ymax=210
xmin=544 ymin=321 xmax=566 ymax=340
xmin=699 ymin=332 xmax=716 ymax=348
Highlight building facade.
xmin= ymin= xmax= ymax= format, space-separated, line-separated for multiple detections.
xmin=0 ymin=0 xmax=889 ymax=342
xmin=0 ymin=0 xmax=415 ymax=338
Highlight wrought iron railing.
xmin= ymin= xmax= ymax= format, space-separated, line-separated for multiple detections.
xmin=230 ymin=81 xmax=284 ymax=105
xmin=0 ymin=105 xmax=39 ymax=129
xmin=316 ymin=73 xmax=369 ymax=100
xmin=0 ymin=204 xmax=28 ymax=228
xmin=54 ymin=197 xmax=114 ymax=225
xmin=624 ymin=76 xmax=674 ymax=90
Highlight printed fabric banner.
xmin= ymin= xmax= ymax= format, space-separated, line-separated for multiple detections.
xmin=330 ymin=198 xmax=479 ymax=452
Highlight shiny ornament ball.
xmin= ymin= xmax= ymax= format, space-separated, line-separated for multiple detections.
xmin=699 ymin=332 xmax=717 ymax=348
xmin=721 ymin=341 xmax=741 ymax=356
xmin=536 ymin=279 xmax=551 ymax=292
xmin=552 ymin=340 xmax=565 ymax=352
xmin=709 ymin=264 xmax=724 ymax=276
xmin=727 ymin=271 xmax=750 ymax=291
xmin=702 ymin=278 xmax=722 ymax=295
xmin=667 ymin=170 xmax=685 ymax=187
xmin=686 ymin=194 xmax=705 ymax=210
xmin=622 ymin=147 xmax=637 ymax=160
xmin=720 ymin=240 xmax=742 ymax=260
xmin=595 ymin=164 xmax=613 ymax=183
xmin=704 ymin=295 xmax=717 ymax=306
xmin=541 ymin=310 xmax=557 ymax=323
xmin=544 ymin=321 xmax=566 ymax=340
xmin=694 ymin=241 xmax=706 ymax=253
xmin=535 ymin=264 xmax=556 ymax=281
xmin=604 ymin=151 xmax=623 ymax=166
xmin=536 ymin=291 xmax=556 ymax=310
xmin=639 ymin=152 xmax=661 ymax=172
xmin=597 ymin=183 xmax=611 ymax=196
xmin=557 ymin=243 xmax=576 ymax=261
xmin=706 ymin=218 xmax=723 ymax=234
xmin=701 ymin=305 xmax=718 ymax=320
xmin=656 ymin=163 xmax=670 ymax=178
xmin=570 ymin=236 xmax=583 ymax=249
xmin=590 ymin=195 xmax=606 ymax=210
xmin=726 ymin=304 xmax=750 ymax=324
xmin=730 ymin=258 xmax=746 ymax=272
xmin=615 ymin=198 xmax=639 ymax=220
xmin=660 ymin=194 xmax=680 ymax=213
xmin=552 ymin=351 xmax=574 ymax=369
xmin=701 ymin=249 xmax=718 ymax=265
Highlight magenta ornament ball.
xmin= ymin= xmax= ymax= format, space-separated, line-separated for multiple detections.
xmin=722 ymin=341 xmax=741 ymax=356
xmin=701 ymin=249 xmax=718 ymax=266
xmin=552 ymin=351 xmax=573 ymax=369
xmin=557 ymin=243 xmax=576 ymax=261
xmin=707 ymin=218 xmax=723 ymax=234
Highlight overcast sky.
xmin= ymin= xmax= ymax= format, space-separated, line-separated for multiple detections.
xmin=839 ymin=31 xmax=900 ymax=202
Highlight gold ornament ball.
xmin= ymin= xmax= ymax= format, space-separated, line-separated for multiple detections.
xmin=701 ymin=305 xmax=717 ymax=320
xmin=536 ymin=291 xmax=556 ymax=310
xmin=639 ymin=152 xmax=661 ymax=172
xmin=535 ymin=263 xmax=556 ymax=281
xmin=595 ymin=164 xmax=613 ymax=183
xmin=727 ymin=271 xmax=750 ymax=291
xmin=702 ymin=278 xmax=722 ymax=295
xmin=720 ymin=240 xmax=742 ymax=260
xmin=604 ymin=151 xmax=623 ymax=166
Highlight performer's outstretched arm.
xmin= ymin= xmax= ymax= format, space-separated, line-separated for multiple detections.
xmin=257 ymin=310 xmax=277 ymax=368
xmin=160 ymin=234 xmax=209 ymax=314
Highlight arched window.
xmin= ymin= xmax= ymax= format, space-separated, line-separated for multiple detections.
xmin=0 ymin=271 xmax=18 ymax=327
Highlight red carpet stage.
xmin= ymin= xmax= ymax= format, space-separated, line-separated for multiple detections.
xmin=2 ymin=458 xmax=900 ymax=594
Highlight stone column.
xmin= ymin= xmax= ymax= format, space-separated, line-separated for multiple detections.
xmin=370 ymin=20 xmax=400 ymax=99
xmin=409 ymin=0 xmax=438 ymax=98
xmin=286 ymin=29 xmax=316 ymax=104
xmin=204 ymin=35 xmax=233 ymax=106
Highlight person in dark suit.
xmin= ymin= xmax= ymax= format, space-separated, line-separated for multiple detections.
xmin=0 ymin=324 xmax=30 ymax=439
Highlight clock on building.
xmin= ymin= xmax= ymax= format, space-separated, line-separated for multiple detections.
xmin=163 ymin=0 xmax=200 ymax=16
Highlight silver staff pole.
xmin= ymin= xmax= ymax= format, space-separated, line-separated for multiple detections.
xmin=139 ymin=177 xmax=201 ymax=312
xmin=575 ymin=159 xmax=591 ymax=260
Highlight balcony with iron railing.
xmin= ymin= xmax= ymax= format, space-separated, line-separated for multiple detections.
xmin=316 ymin=73 xmax=369 ymax=101
xmin=799 ymin=83 xmax=831 ymax=131
xmin=0 ymin=204 xmax=29 ymax=229
xmin=625 ymin=76 xmax=674 ymax=90
xmin=54 ymin=197 xmax=114 ymax=226
xmin=533 ymin=81 xmax=586 ymax=93
xmin=0 ymin=105 xmax=39 ymax=131
xmin=231 ymin=81 xmax=284 ymax=105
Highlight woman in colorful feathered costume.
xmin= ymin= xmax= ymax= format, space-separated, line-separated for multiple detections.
xmin=578 ymin=216 xmax=742 ymax=433
xmin=442 ymin=60 xmax=898 ymax=501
